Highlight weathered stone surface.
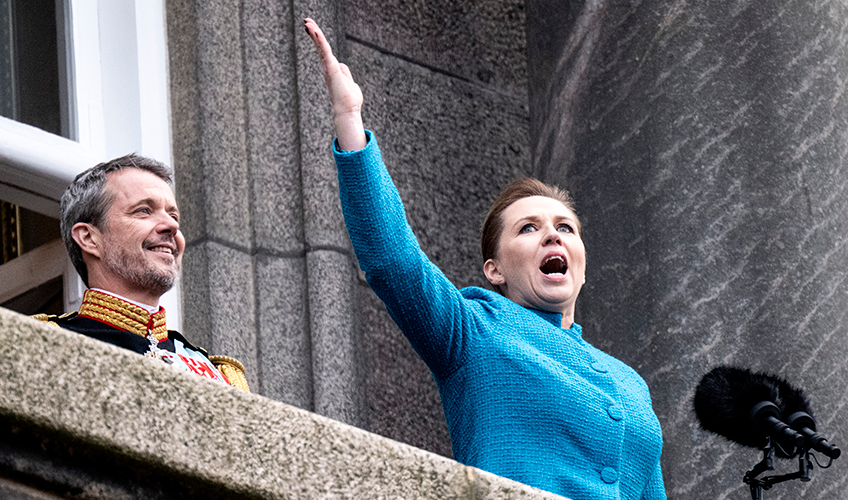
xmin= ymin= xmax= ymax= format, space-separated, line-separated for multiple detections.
xmin=256 ymin=254 xmax=312 ymax=407
xmin=294 ymin=0 xmax=352 ymax=252
xmin=358 ymin=282 xmax=454 ymax=459
xmin=344 ymin=0 xmax=528 ymax=95
xmin=0 ymin=308 xmax=565 ymax=500
xmin=528 ymin=1 xmax=848 ymax=498
xmin=181 ymin=241 xmax=259 ymax=391
xmin=242 ymin=0 xmax=306 ymax=256
xmin=168 ymin=0 xmax=251 ymax=249
xmin=305 ymin=249 xmax=363 ymax=428
xmin=0 ymin=478 xmax=63 ymax=500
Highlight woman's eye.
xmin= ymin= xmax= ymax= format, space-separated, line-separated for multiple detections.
xmin=557 ymin=224 xmax=573 ymax=233
xmin=520 ymin=224 xmax=536 ymax=234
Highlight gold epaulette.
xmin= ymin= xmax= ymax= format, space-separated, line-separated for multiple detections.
xmin=31 ymin=312 xmax=71 ymax=326
xmin=209 ymin=355 xmax=250 ymax=392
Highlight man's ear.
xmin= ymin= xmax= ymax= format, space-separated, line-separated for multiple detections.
xmin=483 ymin=258 xmax=505 ymax=286
xmin=71 ymin=222 xmax=103 ymax=259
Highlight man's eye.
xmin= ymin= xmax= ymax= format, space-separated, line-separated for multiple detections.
xmin=137 ymin=207 xmax=151 ymax=215
xmin=520 ymin=224 xmax=536 ymax=234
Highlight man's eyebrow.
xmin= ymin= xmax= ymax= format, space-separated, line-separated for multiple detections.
xmin=128 ymin=199 xmax=179 ymax=213
xmin=128 ymin=198 xmax=156 ymax=209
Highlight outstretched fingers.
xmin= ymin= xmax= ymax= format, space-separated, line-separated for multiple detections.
xmin=303 ymin=17 xmax=366 ymax=150
xmin=304 ymin=18 xmax=335 ymax=69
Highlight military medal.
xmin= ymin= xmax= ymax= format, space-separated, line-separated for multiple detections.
xmin=144 ymin=334 xmax=174 ymax=364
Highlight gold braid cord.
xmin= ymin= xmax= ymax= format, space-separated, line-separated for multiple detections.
xmin=77 ymin=289 xmax=168 ymax=340
xmin=31 ymin=312 xmax=73 ymax=327
xmin=209 ymin=355 xmax=250 ymax=392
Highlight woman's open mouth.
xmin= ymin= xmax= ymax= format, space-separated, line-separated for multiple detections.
xmin=540 ymin=255 xmax=567 ymax=276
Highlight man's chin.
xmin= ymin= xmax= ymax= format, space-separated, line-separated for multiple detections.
xmin=137 ymin=266 xmax=179 ymax=296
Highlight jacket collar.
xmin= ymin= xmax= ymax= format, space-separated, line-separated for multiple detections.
xmin=77 ymin=289 xmax=168 ymax=340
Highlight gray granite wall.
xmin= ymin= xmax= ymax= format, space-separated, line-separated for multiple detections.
xmin=166 ymin=0 xmax=530 ymax=460
xmin=528 ymin=0 xmax=848 ymax=498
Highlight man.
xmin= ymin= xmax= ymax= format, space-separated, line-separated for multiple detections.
xmin=34 ymin=154 xmax=248 ymax=391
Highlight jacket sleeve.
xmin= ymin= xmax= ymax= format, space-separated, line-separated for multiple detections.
xmin=333 ymin=131 xmax=486 ymax=379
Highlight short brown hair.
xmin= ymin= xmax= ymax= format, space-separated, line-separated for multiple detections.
xmin=60 ymin=153 xmax=173 ymax=287
xmin=480 ymin=178 xmax=580 ymax=292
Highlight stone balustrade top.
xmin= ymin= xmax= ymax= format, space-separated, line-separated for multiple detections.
xmin=0 ymin=307 xmax=565 ymax=500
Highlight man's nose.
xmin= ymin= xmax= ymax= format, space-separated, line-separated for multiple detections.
xmin=157 ymin=213 xmax=179 ymax=233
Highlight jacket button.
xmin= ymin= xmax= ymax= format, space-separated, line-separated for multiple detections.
xmin=591 ymin=361 xmax=608 ymax=373
xmin=608 ymin=405 xmax=624 ymax=421
xmin=601 ymin=467 xmax=618 ymax=484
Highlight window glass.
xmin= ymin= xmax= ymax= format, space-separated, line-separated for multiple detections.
xmin=1 ymin=199 xmax=63 ymax=315
xmin=0 ymin=0 xmax=68 ymax=138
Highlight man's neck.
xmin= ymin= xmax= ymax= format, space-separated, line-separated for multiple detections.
xmin=89 ymin=288 xmax=160 ymax=314
xmin=86 ymin=274 xmax=162 ymax=309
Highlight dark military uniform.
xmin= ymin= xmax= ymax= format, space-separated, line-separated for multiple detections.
xmin=35 ymin=289 xmax=249 ymax=391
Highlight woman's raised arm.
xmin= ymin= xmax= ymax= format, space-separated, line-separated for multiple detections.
xmin=304 ymin=18 xmax=367 ymax=151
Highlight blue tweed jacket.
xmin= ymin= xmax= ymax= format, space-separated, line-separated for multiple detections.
xmin=334 ymin=131 xmax=666 ymax=500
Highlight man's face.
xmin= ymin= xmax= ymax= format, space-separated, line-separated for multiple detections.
xmin=97 ymin=168 xmax=185 ymax=302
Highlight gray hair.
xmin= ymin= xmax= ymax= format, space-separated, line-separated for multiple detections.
xmin=60 ymin=153 xmax=173 ymax=286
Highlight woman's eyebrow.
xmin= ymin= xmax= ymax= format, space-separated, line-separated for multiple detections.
xmin=512 ymin=214 xmax=541 ymax=225
xmin=555 ymin=215 xmax=577 ymax=223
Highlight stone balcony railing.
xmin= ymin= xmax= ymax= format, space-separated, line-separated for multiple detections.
xmin=0 ymin=307 xmax=564 ymax=500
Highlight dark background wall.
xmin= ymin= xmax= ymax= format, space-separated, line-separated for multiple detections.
xmin=168 ymin=0 xmax=848 ymax=498
xmin=529 ymin=0 xmax=848 ymax=498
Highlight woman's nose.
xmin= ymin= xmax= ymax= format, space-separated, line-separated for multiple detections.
xmin=542 ymin=226 xmax=562 ymax=245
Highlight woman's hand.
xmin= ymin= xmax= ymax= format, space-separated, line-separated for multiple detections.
xmin=304 ymin=18 xmax=367 ymax=151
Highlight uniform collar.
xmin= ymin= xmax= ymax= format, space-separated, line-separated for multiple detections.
xmin=77 ymin=289 xmax=168 ymax=340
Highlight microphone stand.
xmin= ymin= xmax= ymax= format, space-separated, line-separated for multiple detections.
xmin=743 ymin=438 xmax=813 ymax=500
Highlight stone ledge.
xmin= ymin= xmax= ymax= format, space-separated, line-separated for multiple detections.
xmin=0 ymin=307 xmax=565 ymax=500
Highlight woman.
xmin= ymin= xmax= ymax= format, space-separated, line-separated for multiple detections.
xmin=304 ymin=18 xmax=666 ymax=500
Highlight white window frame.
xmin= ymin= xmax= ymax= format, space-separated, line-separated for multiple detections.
xmin=0 ymin=0 xmax=180 ymax=329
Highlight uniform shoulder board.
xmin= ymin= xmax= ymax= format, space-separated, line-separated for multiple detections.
xmin=30 ymin=313 xmax=63 ymax=326
xmin=208 ymin=355 xmax=250 ymax=392
xmin=31 ymin=311 xmax=76 ymax=326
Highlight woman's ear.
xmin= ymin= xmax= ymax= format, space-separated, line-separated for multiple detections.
xmin=71 ymin=222 xmax=103 ymax=259
xmin=483 ymin=259 xmax=505 ymax=286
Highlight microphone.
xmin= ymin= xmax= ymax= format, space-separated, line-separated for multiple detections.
xmin=694 ymin=366 xmax=806 ymax=456
xmin=749 ymin=368 xmax=842 ymax=459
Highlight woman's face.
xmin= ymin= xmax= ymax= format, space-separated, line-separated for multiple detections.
xmin=483 ymin=196 xmax=586 ymax=318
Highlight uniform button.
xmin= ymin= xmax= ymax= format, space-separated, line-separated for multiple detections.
xmin=608 ymin=405 xmax=624 ymax=421
xmin=591 ymin=361 xmax=608 ymax=373
xmin=601 ymin=467 xmax=618 ymax=484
